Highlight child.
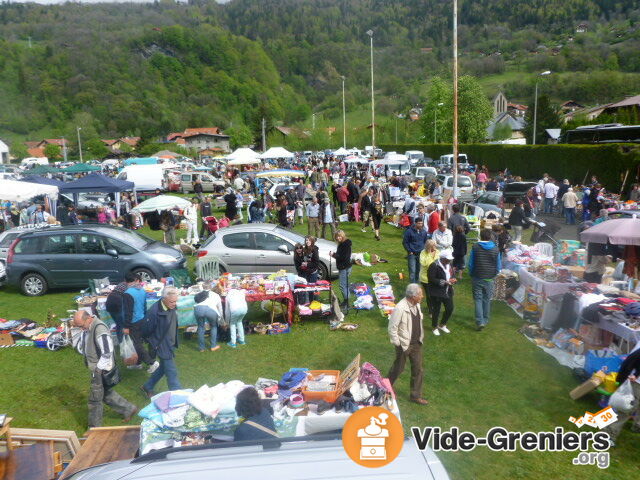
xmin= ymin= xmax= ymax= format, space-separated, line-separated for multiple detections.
xmin=225 ymin=288 xmax=248 ymax=348
xmin=452 ymin=225 xmax=467 ymax=279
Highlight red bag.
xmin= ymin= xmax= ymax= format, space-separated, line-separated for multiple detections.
xmin=399 ymin=214 xmax=411 ymax=227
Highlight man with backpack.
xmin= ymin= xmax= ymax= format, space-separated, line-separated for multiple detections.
xmin=141 ymin=287 xmax=182 ymax=397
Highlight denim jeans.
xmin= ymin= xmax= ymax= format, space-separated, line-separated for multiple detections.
xmin=194 ymin=305 xmax=219 ymax=350
xmin=229 ymin=311 xmax=245 ymax=344
xmin=407 ymin=253 xmax=420 ymax=284
xmin=144 ymin=356 xmax=182 ymax=392
xmin=564 ymin=207 xmax=576 ymax=225
xmin=544 ymin=198 xmax=554 ymax=214
xmin=471 ymin=277 xmax=494 ymax=326
xmin=338 ymin=267 xmax=351 ymax=303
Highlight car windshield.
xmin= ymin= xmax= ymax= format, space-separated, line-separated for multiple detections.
xmin=100 ymin=228 xmax=152 ymax=249
xmin=274 ymin=227 xmax=304 ymax=243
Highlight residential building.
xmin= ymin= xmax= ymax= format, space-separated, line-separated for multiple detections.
xmin=559 ymin=100 xmax=584 ymax=113
xmin=487 ymin=112 xmax=526 ymax=142
xmin=507 ymin=103 xmax=528 ymax=118
xmin=166 ymin=127 xmax=230 ymax=153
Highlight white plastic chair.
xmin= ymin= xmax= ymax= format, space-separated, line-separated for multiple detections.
xmin=196 ymin=256 xmax=222 ymax=281
xmin=534 ymin=242 xmax=554 ymax=258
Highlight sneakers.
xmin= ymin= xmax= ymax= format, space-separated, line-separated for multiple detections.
xmin=476 ymin=324 xmax=485 ymax=331
xmin=227 ymin=342 xmax=237 ymax=348
xmin=432 ymin=328 xmax=440 ymax=336
xmin=237 ymin=340 xmax=246 ymax=345
xmin=210 ymin=346 xmax=221 ymax=352
xmin=361 ymin=228 xmax=367 ymax=233
xmin=439 ymin=325 xmax=450 ymax=334
xmin=147 ymin=361 xmax=160 ymax=374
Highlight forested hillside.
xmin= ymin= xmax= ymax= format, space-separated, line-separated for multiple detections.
xmin=0 ymin=0 xmax=639 ymax=145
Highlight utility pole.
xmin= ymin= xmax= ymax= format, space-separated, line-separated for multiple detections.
xmin=261 ymin=117 xmax=266 ymax=152
xmin=341 ymin=75 xmax=346 ymax=148
xmin=367 ymin=30 xmax=375 ymax=157
xmin=533 ymin=70 xmax=552 ymax=145
xmin=77 ymin=127 xmax=83 ymax=163
xmin=312 ymin=113 xmax=316 ymax=130
xmin=61 ymin=137 xmax=68 ymax=162
xmin=28 ymin=36 xmax=32 ymax=48
xmin=395 ymin=115 xmax=398 ymax=144
xmin=452 ymin=0 xmax=459 ymax=200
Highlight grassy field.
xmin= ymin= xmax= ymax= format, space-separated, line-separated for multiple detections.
xmin=0 ymin=216 xmax=638 ymax=479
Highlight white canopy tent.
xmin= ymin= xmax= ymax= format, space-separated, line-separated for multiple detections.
xmin=132 ymin=195 xmax=192 ymax=213
xmin=333 ymin=147 xmax=350 ymax=156
xmin=0 ymin=179 xmax=59 ymax=217
xmin=259 ymin=147 xmax=294 ymax=159
xmin=227 ymin=147 xmax=262 ymax=166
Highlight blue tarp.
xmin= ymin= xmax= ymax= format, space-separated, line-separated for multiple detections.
xmin=124 ymin=157 xmax=159 ymax=166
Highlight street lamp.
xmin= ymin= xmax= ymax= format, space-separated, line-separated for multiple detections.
xmin=366 ymin=29 xmax=375 ymax=157
xmin=434 ymin=102 xmax=444 ymax=143
xmin=61 ymin=136 xmax=68 ymax=162
xmin=532 ymin=70 xmax=552 ymax=145
xmin=76 ymin=127 xmax=83 ymax=163
xmin=341 ymin=75 xmax=346 ymax=148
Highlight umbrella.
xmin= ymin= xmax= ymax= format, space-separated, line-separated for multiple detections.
xmin=255 ymin=169 xmax=305 ymax=178
xmin=63 ymin=163 xmax=101 ymax=173
xmin=580 ymin=216 xmax=640 ymax=246
xmin=132 ymin=195 xmax=192 ymax=213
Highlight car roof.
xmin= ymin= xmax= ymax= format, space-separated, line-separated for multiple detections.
xmin=76 ymin=438 xmax=444 ymax=479
xmin=215 ymin=223 xmax=282 ymax=234
xmin=10 ymin=223 xmax=140 ymax=238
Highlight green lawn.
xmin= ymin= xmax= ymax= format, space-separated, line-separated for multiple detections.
xmin=0 ymin=218 xmax=638 ymax=479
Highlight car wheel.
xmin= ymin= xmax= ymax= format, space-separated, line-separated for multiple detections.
xmin=21 ymin=272 xmax=48 ymax=296
xmin=318 ymin=262 xmax=329 ymax=280
xmin=131 ymin=268 xmax=155 ymax=283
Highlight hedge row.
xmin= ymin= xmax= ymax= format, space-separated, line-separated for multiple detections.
xmin=379 ymin=143 xmax=640 ymax=192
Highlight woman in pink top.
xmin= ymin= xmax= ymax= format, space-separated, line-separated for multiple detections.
xmin=97 ymin=207 xmax=108 ymax=224
xmin=476 ymin=171 xmax=487 ymax=189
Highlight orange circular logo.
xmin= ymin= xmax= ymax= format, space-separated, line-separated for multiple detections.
xmin=341 ymin=406 xmax=404 ymax=468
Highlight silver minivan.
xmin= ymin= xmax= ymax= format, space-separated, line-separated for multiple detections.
xmin=180 ymin=172 xmax=226 ymax=193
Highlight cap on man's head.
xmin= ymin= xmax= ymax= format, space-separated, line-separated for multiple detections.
xmin=440 ymin=250 xmax=454 ymax=260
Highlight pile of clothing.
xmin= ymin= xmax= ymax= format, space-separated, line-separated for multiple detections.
xmin=351 ymin=283 xmax=374 ymax=310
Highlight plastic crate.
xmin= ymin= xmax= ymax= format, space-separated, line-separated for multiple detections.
xmin=34 ymin=340 xmax=48 ymax=348
xmin=302 ymin=370 xmax=341 ymax=403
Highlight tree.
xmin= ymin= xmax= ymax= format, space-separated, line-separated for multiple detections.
xmin=420 ymin=75 xmax=493 ymax=144
xmin=9 ymin=142 xmax=28 ymax=161
xmin=43 ymin=144 xmax=62 ymax=160
xmin=226 ymin=124 xmax=253 ymax=149
xmin=523 ymin=94 xmax=560 ymax=144
xmin=86 ymin=138 xmax=109 ymax=159
xmin=492 ymin=122 xmax=513 ymax=141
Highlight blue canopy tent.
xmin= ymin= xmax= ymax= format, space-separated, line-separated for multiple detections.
xmin=20 ymin=175 xmax=65 ymax=217
xmin=60 ymin=173 xmax=135 ymax=217
xmin=124 ymin=157 xmax=159 ymax=167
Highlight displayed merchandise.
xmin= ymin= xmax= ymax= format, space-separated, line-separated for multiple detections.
xmin=137 ymin=354 xmax=400 ymax=454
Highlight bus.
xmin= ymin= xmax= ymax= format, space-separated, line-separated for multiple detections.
xmin=562 ymin=124 xmax=640 ymax=144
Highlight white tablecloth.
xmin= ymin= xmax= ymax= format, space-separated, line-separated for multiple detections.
xmin=597 ymin=313 xmax=640 ymax=345
xmin=518 ymin=268 xmax=583 ymax=297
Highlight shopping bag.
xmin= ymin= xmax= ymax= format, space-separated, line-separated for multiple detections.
xmin=119 ymin=334 xmax=138 ymax=366
xmin=609 ymin=379 xmax=636 ymax=414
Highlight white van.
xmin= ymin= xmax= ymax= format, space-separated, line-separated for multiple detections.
xmin=20 ymin=157 xmax=49 ymax=168
xmin=437 ymin=153 xmax=468 ymax=168
xmin=117 ymin=164 xmax=166 ymax=191
xmin=405 ymin=150 xmax=425 ymax=165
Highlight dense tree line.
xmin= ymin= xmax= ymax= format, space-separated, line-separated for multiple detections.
xmin=0 ymin=0 xmax=639 ymax=145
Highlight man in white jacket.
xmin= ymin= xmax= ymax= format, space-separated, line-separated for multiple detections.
xmin=387 ymin=283 xmax=428 ymax=405
xmin=184 ymin=198 xmax=199 ymax=245
xmin=432 ymin=221 xmax=453 ymax=251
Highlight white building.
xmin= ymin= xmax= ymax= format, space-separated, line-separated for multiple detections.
xmin=0 ymin=139 xmax=9 ymax=164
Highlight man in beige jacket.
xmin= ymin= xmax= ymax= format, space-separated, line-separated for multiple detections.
xmin=387 ymin=283 xmax=428 ymax=405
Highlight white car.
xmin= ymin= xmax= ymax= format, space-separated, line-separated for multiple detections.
xmin=436 ymin=174 xmax=474 ymax=201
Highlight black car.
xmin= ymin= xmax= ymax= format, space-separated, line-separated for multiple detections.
xmin=5 ymin=224 xmax=185 ymax=296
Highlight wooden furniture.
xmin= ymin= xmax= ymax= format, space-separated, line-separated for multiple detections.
xmin=6 ymin=428 xmax=81 ymax=462
xmin=60 ymin=426 xmax=140 ymax=480
xmin=0 ymin=417 xmax=13 ymax=451
xmin=0 ymin=442 xmax=55 ymax=480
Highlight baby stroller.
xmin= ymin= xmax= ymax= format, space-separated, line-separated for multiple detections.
xmin=203 ymin=216 xmax=220 ymax=234
xmin=529 ymin=218 xmax=560 ymax=245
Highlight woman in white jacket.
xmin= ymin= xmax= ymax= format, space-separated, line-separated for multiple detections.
xmin=184 ymin=198 xmax=199 ymax=245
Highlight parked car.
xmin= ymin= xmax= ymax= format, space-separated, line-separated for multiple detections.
xmin=180 ymin=172 xmax=226 ymax=193
xmin=61 ymin=436 xmax=449 ymax=479
xmin=435 ymin=153 xmax=468 ymax=170
xmin=404 ymin=150 xmax=425 ymax=165
xmin=436 ymin=174 xmax=474 ymax=201
xmin=5 ymin=224 xmax=185 ymax=296
xmin=411 ymin=166 xmax=438 ymax=182
xmin=469 ymin=182 xmax=537 ymax=215
xmin=0 ymin=228 xmax=23 ymax=265
xmin=197 ymin=223 xmax=338 ymax=279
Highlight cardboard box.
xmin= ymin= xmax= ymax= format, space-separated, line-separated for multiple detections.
xmin=0 ymin=333 xmax=14 ymax=347
xmin=565 ymin=265 xmax=585 ymax=280
xmin=570 ymin=375 xmax=603 ymax=400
